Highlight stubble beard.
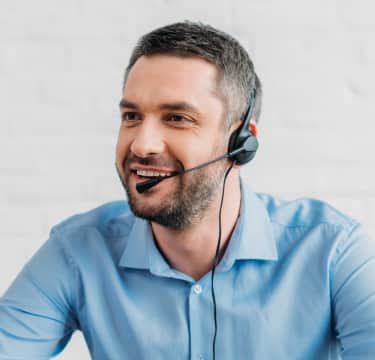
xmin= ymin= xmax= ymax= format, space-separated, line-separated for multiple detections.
xmin=116 ymin=151 xmax=228 ymax=230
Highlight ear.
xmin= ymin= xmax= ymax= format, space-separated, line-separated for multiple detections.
xmin=226 ymin=120 xmax=240 ymax=169
xmin=249 ymin=119 xmax=258 ymax=137
xmin=228 ymin=119 xmax=242 ymax=135
xmin=228 ymin=118 xmax=258 ymax=138
xmin=227 ymin=118 xmax=259 ymax=170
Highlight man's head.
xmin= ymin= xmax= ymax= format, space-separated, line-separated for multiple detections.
xmin=124 ymin=21 xmax=262 ymax=129
xmin=116 ymin=22 xmax=261 ymax=229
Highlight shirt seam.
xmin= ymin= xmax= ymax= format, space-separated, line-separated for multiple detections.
xmin=49 ymin=227 xmax=81 ymax=329
xmin=328 ymin=221 xmax=360 ymax=324
xmin=269 ymin=218 xmax=355 ymax=231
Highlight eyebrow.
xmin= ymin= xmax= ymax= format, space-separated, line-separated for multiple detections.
xmin=119 ymin=99 xmax=201 ymax=115
xmin=119 ymin=99 xmax=139 ymax=109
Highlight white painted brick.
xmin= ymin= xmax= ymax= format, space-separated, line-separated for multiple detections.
xmin=256 ymin=29 xmax=375 ymax=130
xmin=247 ymin=162 xmax=375 ymax=198
xmin=0 ymin=205 xmax=45 ymax=235
xmin=0 ymin=174 xmax=89 ymax=203
xmin=0 ymin=172 xmax=122 ymax=209
xmin=25 ymin=135 xmax=115 ymax=174
xmin=56 ymin=333 xmax=90 ymax=360
xmin=315 ymin=165 xmax=375 ymax=196
xmin=363 ymin=34 xmax=375 ymax=63
xmin=144 ymin=0 xmax=235 ymax=31
xmin=243 ymin=164 xmax=319 ymax=197
xmin=43 ymin=201 xmax=107 ymax=232
xmin=367 ymin=198 xmax=375 ymax=230
xmin=256 ymin=128 xmax=371 ymax=167
xmin=315 ymin=195 xmax=372 ymax=225
xmin=0 ymin=234 xmax=43 ymax=294
xmin=233 ymin=0 xmax=339 ymax=30
xmin=338 ymin=0 xmax=375 ymax=29
xmin=346 ymin=63 xmax=375 ymax=97
xmin=0 ymin=0 xmax=137 ymax=40
xmin=0 ymin=134 xmax=116 ymax=175
xmin=87 ymin=174 xmax=125 ymax=203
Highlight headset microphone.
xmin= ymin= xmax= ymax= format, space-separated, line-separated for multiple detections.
xmin=135 ymin=145 xmax=254 ymax=194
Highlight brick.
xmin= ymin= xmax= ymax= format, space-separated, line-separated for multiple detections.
xmin=0 ymin=234 xmax=43 ymax=294
xmin=233 ymin=0 xmax=339 ymax=30
xmin=0 ymin=134 xmax=116 ymax=176
xmin=339 ymin=0 xmax=375 ymax=30
xmin=243 ymin=163 xmax=319 ymax=198
xmin=366 ymin=198 xmax=375 ymax=231
xmin=0 ymin=205 xmax=45 ymax=235
xmin=252 ymin=127 xmax=374 ymax=170
xmin=363 ymin=34 xmax=375 ymax=63
xmin=43 ymin=201 xmax=104 ymax=233
xmin=55 ymin=332 xmax=90 ymax=360
xmin=315 ymin=165 xmax=375 ymax=196
xmin=254 ymin=28 xmax=375 ymax=129
xmin=87 ymin=174 xmax=124 ymax=203
xmin=0 ymin=174 xmax=89 ymax=204
xmin=0 ymin=0 xmax=146 ymax=41
xmin=316 ymin=195 xmax=371 ymax=225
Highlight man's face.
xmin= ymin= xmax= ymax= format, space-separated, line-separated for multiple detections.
xmin=116 ymin=55 xmax=231 ymax=229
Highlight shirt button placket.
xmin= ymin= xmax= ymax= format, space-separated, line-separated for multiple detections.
xmin=189 ymin=282 xmax=206 ymax=360
xmin=193 ymin=284 xmax=202 ymax=295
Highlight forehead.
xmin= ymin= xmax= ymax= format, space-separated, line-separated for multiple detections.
xmin=123 ymin=55 xmax=223 ymax=110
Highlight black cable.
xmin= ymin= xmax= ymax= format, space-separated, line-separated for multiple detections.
xmin=211 ymin=161 xmax=235 ymax=360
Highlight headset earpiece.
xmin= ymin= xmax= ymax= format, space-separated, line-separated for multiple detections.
xmin=227 ymin=79 xmax=259 ymax=165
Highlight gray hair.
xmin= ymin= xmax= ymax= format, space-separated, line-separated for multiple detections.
xmin=124 ymin=21 xmax=262 ymax=129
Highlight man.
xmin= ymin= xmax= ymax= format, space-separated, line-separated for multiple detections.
xmin=1 ymin=21 xmax=375 ymax=360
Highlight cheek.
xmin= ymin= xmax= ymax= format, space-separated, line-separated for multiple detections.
xmin=115 ymin=130 xmax=131 ymax=163
xmin=169 ymin=136 xmax=214 ymax=169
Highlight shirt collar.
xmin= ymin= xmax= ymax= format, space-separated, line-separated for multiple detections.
xmin=118 ymin=177 xmax=278 ymax=272
xmin=219 ymin=177 xmax=278 ymax=271
xmin=118 ymin=216 xmax=151 ymax=270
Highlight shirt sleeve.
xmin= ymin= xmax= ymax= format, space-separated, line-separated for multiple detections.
xmin=0 ymin=228 xmax=79 ymax=359
xmin=332 ymin=223 xmax=375 ymax=359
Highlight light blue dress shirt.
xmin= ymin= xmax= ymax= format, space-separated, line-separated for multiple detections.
xmin=1 ymin=178 xmax=375 ymax=359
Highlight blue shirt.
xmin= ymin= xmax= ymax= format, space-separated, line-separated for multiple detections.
xmin=1 ymin=179 xmax=375 ymax=359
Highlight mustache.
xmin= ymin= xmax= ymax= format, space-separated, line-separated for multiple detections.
xmin=122 ymin=154 xmax=183 ymax=172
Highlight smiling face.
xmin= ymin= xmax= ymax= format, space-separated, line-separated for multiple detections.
xmin=115 ymin=55 xmax=233 ymax=229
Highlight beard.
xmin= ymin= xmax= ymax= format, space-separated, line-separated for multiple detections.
xmin=116 ymin=148 xmax=228 ymax=230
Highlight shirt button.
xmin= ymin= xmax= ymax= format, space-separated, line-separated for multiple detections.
xmin=193 ymin=284 xmax=202 ymax=294
xmin=199 ymin=354 xmax=204 ymax=360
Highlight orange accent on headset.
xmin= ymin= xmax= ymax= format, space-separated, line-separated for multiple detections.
xmin=249 ymin=120 xmax=258 ymax=137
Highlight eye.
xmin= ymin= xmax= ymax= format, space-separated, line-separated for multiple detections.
xmin=165 ymin=114 xmax=195 ymax=124
xmin=167 ymin=114 xmax=185 ymax=122
xmin=122 ymin=112 xmax=141 ymax=122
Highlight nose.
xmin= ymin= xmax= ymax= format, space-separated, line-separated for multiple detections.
xmin=129 ymin=118 xmax=166 ymax=158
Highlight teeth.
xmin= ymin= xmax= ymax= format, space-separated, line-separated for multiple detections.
xmin=136 ymin=169 xmax=172 ymax=177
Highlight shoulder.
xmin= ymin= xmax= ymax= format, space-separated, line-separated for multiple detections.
xmin=253 ymin=192 xmax=372 ymax=269
xmin=48 ymin=200 xmax=136 ymax=253
xmin=255 ymin=192 xmax=357 ymax=233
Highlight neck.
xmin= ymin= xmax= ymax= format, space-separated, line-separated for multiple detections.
xmin=151 ymin=171 xmax=241 ymax=281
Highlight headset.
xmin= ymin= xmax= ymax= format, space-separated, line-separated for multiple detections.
xmin=227 ymin=76 xmax=259 ymax=165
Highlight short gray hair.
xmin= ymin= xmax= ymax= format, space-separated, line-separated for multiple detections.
xmin=124 ymin=21 xmax=262 ymax=129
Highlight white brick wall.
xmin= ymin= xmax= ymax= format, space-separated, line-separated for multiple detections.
xmin=1 ymin=1 xmax=374 ymax=358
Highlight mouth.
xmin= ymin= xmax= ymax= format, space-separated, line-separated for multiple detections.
xmin=124 ymin=162 xmax=181 ymax=190
xmin=130 ymin=169 xmax=177 ymax=185
xmin=134 ymin=169 xmax=173 ymax=179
